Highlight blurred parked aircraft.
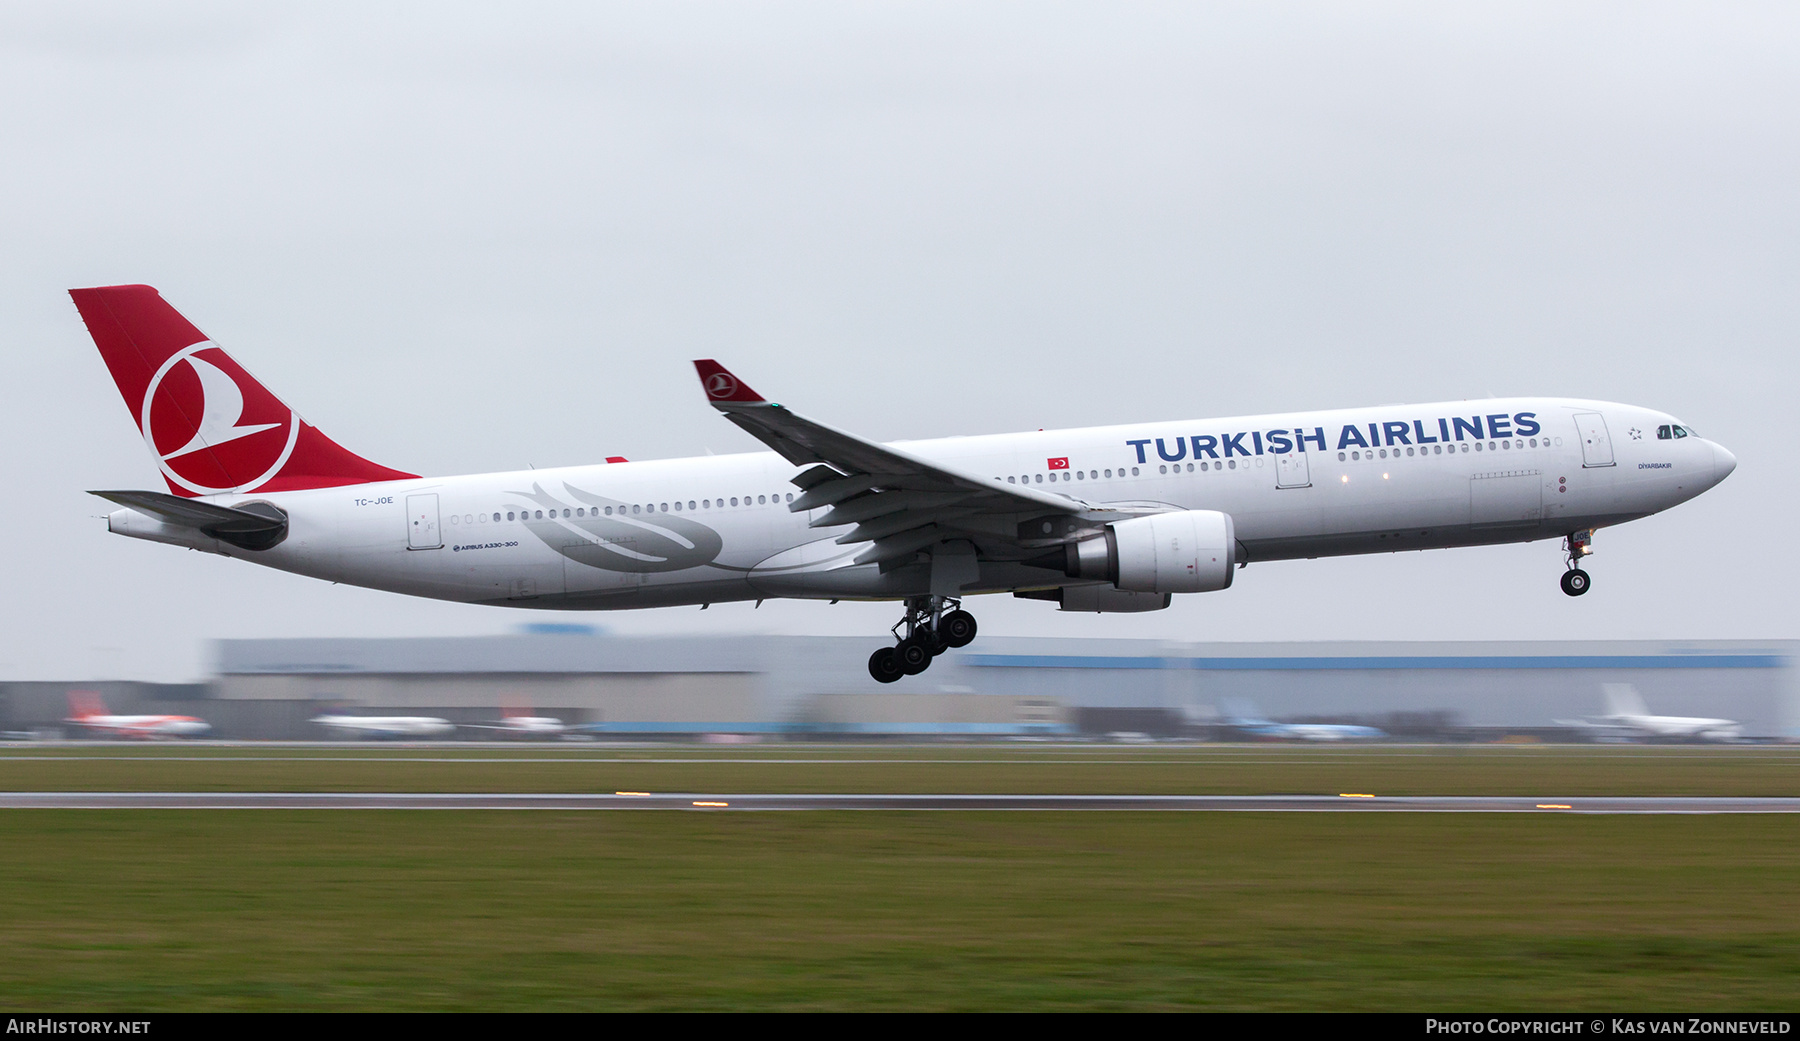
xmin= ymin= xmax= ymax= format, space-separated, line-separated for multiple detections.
xmin=1558 ymin=684 xmax=1740 ymax=742
xmin=462 ymin=705 xmax=567 ymax=738
xmin=311 ymin=714 xmax=455 ymax=739
xmin=1220 ymin=701 xmax=1386 ymax=741
xmin=64 ymin=691 xmax=210 ymax=738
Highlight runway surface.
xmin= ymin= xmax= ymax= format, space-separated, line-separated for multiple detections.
xmin=2 ymin=792 xmax=1798 ymax=812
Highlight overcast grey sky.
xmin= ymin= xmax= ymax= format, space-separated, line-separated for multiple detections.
xmin=2 ymin=2 xmax=1794 ymax=681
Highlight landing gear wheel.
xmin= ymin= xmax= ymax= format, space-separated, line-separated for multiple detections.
xmin=1560 ymin=569 xmax=1590 ymax=597
xmin=868 ymin=647 xmax=903 ymax=684
xmin=940 ymin=610 xmax=978 ymax=648
xmin=895 ymin=635 xmax=934 ymax=675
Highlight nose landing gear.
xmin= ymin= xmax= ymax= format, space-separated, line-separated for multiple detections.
xmin=867 ymin=596 xmax=978 ymax=683
xmin=1560 ymin=530 xmax=1594 ymax=597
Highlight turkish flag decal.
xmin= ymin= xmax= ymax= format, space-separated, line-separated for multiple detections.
xmin=1047 ymin=457 xmax=1069 ymax=470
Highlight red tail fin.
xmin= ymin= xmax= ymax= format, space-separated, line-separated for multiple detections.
xmin=67 ymin=690 xmax=107 ymax=720
xmin=70 ymin=285 xmax=417 ymax=497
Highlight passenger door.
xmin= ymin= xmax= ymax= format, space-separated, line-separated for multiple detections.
xmin=1275 ymin=450 xmax=1311 ymax=489
xmin=405 ymin=494 xmax=441 ymax=550
xmin=1574 ymin=413 xmax=1615 ymax=468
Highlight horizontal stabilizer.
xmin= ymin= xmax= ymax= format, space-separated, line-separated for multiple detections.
xmin=90 ymin=489 xmax=288 ymax=550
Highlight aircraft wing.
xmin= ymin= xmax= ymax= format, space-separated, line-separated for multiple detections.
xmin=692 ymin=360 xmax=1111 ymax=566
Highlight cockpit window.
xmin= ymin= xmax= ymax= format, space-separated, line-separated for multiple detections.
xmin=1672 ymin=425 xmax=1693 ymax=438
xmin=1657 ymin=425 xmax=1672 ymax=440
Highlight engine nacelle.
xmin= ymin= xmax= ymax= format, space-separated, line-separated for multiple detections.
xmin=1058 ymin=510 xmax=1236 ymax=594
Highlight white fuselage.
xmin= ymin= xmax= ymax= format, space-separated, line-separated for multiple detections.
xmin=68 ymin=715 xmax=211 ymax=738
xmin=312 ymin=715 xmax=456 ymax=738
xmin=109 ymin=397 xmax=1733 ymax=610
xmin=1596 ymin=714 xmax=1743 ymax=741
xmin=1240 ymin=723 xmax=1387 ymax=742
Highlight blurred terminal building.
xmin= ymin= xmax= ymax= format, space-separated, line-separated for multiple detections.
xmin=3 ymin=627 xmax=1797 ymax=741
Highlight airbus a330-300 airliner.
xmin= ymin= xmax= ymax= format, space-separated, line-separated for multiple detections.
xmin=72 ymin=285 xmax=1735 ymax=683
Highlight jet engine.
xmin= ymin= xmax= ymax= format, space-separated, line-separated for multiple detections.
xmin=1038 ymin=509 xmax=1236 ymax=594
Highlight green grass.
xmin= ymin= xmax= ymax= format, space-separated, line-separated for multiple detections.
xmin=2 ymin=745 xmax=1796 ymax=1009
xmin=0 ymin=742 xmax=1796 ymax=796
xmin=0 ymin=811 xmax=1795 ymax=1010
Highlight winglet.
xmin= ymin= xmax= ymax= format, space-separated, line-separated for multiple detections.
xmin=692 ymin=360 xmax=767 ymax=405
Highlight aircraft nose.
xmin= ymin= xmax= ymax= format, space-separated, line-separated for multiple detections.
xmin=1712 ymin=443 xmax=1738 ymax=483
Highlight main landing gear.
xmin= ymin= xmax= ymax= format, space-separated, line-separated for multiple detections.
xmin=868 ymin=596 xmax=978 ymax=684
xmin=1560 ymin=529 xmax=1594 ymax=597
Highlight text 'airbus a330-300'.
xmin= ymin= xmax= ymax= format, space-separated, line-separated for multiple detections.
xmin=72 ymin=285 xmax=1736 ymax=682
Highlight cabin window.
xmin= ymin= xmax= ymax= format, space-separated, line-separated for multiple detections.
xmin=673 ymin=501 xmax=682 ymax=511
xmin=1159 ymin=465 xmax=1167 ymax=474
xmin=1228 ymin=459 xmax=1237 ymax=469
xmin=1007 ymin=476 xmax=1015 ymax=483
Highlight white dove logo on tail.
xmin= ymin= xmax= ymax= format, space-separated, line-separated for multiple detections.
xmin=139 ymin=341 xmax=300 ymax=495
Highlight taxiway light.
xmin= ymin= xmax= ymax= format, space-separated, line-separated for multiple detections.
xmin=1536 ymin=804 xmax=1572 ymax=809
xmin=1338 ymin=793 xmax=1375 ymax=798
xmin=615 ymin=791 xmax=651 ymax=797
xmin=692 ymin=801 xmax=729 ymax=807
